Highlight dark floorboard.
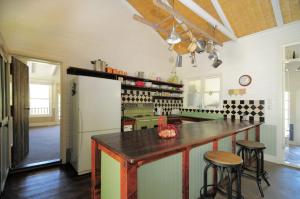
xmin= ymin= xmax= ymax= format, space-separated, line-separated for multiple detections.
xmin=2 ymin=164 xmax=90 ymax=199
xmin=2 ymin=162 xmax=300 ymax=199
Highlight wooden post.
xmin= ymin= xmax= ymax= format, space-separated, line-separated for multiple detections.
xmin=120 ymin=161 xmax=138 ymax=199
xmin=255 ymin=126 xmax=260 ymax=142
xmin=182 ymin=148 xmax=190 ymax=199
xmin=245 ymin=130 xmax=249 ymax=140
xmin=232 ymin=134 xmax=236 ymax=154
xmin=212 ymin=140 xmax=218 ymax=185
xmin=92 ymin=140 xmax=102 ymax=199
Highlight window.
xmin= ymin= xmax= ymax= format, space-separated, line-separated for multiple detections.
xmin=186 ymin=80 xmax=202 ymax=108
xmin=204 ymin=76 xmax=221 ymax=108
xmin=185 ymin=75 xmax=221 ymax=109
xmin=30 ymin=83 xmax=51 ymax=116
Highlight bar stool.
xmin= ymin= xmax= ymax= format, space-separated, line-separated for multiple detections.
xmin=236 ymin=140 xmax=270 ymax=197
xmin=200 ymin=151 xmax=243 ymax=199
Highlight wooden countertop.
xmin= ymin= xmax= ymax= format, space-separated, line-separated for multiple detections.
xmin=92 ymin=120 xmax=261 ymax=164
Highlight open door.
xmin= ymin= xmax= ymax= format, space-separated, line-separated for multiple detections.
xmin=0 ymin=55 xmax=10 ymax=191
xmin=11 ymin=57 xmax=29 ymax=167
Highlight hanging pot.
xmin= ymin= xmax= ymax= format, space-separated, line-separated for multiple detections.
xmin=175 ymin=55 xmax=182 ymax=67
xmin=188 ymin=41 xmax=197 ymax=53
xmin=212 ymin=59 xmax=222 ymax=68
xmin=195 ymin=40 xmax=206 ymax=53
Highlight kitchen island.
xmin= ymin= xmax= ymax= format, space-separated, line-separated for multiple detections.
xmin=91 ymin=120 xmax=262 ymax=199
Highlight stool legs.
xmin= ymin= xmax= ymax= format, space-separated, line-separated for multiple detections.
xmin=260 ymin=151 xmax=270 ymax=186
xmin=201 ymin=163 xmax=243 ymax=199
xmin=225 ymin=168 xmax=232 ymax=199
xmin=238 ymin=147 xmax=270 ymax=197
xmin=236 ymin=166 xmax=242 ymax=199
xmin=255 ymin=150 xmax=264 ymax=197
xmin=203 ymin=163 xmax=211 ymax=198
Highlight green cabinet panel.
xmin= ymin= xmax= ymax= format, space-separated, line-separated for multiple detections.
xmin=189 ymin=143 xmax=213 ymax=199
xmin=218 ymin=136 xmax=232 ymax=152
xmin=101 ymin=152 xmax=120 ymax=199
xmin=248 ymin=128 xmax=256 ymax=141
xmin=100 ymin=131 xmax=250 ymax=199
xmin=138 ymin=153 xmax=182 ymax=199
xmin=260 ymin=124 xmax=277 ymax=156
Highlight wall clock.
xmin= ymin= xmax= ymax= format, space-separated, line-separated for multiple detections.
xmin=239 ymin=75 xmax=252 ymax=86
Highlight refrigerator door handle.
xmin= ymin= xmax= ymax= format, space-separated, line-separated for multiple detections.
xmin=79 ymin=108 xmax=83 ymax=152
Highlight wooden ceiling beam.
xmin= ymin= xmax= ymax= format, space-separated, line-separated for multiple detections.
xmin=210 ymin=0 xmax=235 ymax=36
xmin=153 ymin=0 xmax=223 ymax=46
xmin=133 ymin=14 xmax=190 ymax=38
xmin=271 ymin=0 xmax=284 ymax=26
xmin=177 ymin=0 xmax=237 ymax=40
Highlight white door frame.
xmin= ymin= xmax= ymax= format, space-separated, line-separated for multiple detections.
xmin=11 ymin=54 xmax=65 ymax=163
xmin=280 ymin=42 xmax=300 ymax=168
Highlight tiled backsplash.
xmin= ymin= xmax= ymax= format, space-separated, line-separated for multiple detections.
xmin=122 ymin=90 xmax=152 ymax=103
xmin=223 ymin=100 xmax=265 ymax=122
xmin=181 ymin=100 xmax=265 ymax=122
xmin=121 ymin=89 xmax=183 ymax=115
xmin=121 ymin=91 xmax=265 ymax=122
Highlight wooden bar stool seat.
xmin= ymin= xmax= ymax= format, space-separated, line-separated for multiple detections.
xmin=205 ymin=151 xmax=243 ymax=167
xmin=200 ymin=151 xmax=244 ymax=199
xmin=236 ymin=140 xmax=270 ymax=197
xmin=236 ymin=140 xmax=265 ymax=150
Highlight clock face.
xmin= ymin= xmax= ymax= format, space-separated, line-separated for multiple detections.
xmin=239 ymin=75 xmax=252 ymax=86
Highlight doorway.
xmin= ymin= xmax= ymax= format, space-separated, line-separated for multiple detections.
xmin=283 ymin=43 xmax=300 ymax=167
xmin=13 ymin=57 xmax=61 ymax=168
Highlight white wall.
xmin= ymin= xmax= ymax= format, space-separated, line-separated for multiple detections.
xmin=177 ymin=21 xmax=300 ymax=162
xmin=0 ymin=0 xmax=174 ymax=163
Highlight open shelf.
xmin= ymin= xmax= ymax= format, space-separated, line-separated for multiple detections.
xmin=67 ymin=67 xmax=184 ymax=88
xmin=153 ymin=96 xmax=183 ymax=100
xmin=67 ymin=67 xmax=117 ymax=80
xmin=121 ymin=84 xmax=183 ymax=93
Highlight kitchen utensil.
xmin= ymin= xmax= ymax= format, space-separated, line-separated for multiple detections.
xmin=175 ymin=55 xmax=182 ymax=67
xmin=212 ymin=59 xmax=222 ymax=68
xmin=135 ymin=81 xmax=145 ymax=87
xmin=208 ymin=51 xmax=218 ymax=60
xmin=188 ymin=41 xmax=197 ymax=53
xmin=105 ymin=67 xmax=113 ymax=73
xmin=195 ymin=40 xmax=206 ymax=53
xmin=145 ymin=82 xmax=152 ymax=87
xmin=137 ymin=71 xmax=144 ymax=78
xmin=91 ymin=59 xmax=107 ymax=71
xmin=190 ymin=52 xmax=197 ymax=67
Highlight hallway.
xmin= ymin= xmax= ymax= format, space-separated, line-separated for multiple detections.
xmin=285 ymin=145 xmax=300 ymax=166
xmin=18 ymin=126 xmax=60 ymax=167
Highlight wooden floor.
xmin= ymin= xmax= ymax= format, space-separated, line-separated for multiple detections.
xmin=2 ymin=164 xmax=90 ymax=199
xmin=2 ymin=162 xmax=300 ymax=199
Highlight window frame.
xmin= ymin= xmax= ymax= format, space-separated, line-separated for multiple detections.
xmin=183 ymin=74 xmax=222 ymax=110
xmin=29 ymin=81 xmax=53 ymax=117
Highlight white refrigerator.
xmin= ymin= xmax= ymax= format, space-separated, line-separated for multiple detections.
xmin=70 ymin=76 xmax=121 ymax=175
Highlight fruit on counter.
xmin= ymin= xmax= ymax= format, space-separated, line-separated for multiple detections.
xmin=158 ymin=129 xmax=176 ymax=138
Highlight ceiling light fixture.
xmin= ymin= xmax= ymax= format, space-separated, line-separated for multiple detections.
xmin=166 ymin=0 xmax=181 ymax=45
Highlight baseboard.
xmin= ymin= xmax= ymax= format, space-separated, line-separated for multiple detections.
xmin=29 ymin=122 xmax=60 ymax=127
xmin=10 ymin=159 xmax=61 ymax=174
xmin=264 ymin=154 xmax=280 ymax=164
